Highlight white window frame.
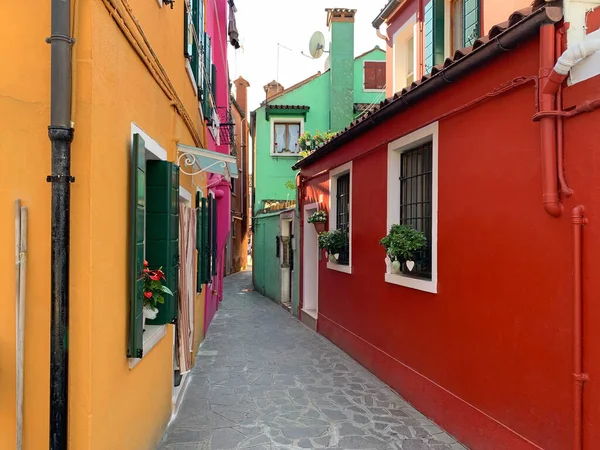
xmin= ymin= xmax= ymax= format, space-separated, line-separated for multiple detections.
xmin=392 ymin=14 xmax=418 ymax=93
xmin=129 ymin=122 xmax=169 ymax=369
xmin=362 ymin=60 xmax=386 ymax=93
xmin=385 ymin=122 xmax=438 ymax=294
xmin=327 ymin=162 xmax=352 ymax=274
xmin=269 ymin=116 xmax=304 ymax=157
xmin=185 ymin=59 xmax=198 ymax=97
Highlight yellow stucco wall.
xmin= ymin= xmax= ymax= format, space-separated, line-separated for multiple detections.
xmin=0 ymin=0 xmax=209 ymax=448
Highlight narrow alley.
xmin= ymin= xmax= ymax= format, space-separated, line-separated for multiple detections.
xmin=158 ymin=271 xmax=465 ymax=450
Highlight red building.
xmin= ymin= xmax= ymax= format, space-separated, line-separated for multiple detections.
xmin=294 ymin=3 xmax=600 ymax=449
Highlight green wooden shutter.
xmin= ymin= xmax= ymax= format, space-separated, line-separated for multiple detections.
xmin=196 ymin=0 xmax=204 ymax=93
xmin=201 ymin=197 xmax=210 ymax=283
xmin=424 ymin=0 xmax=434 ymax=73
xmin=432 ymin=0 xmax=445 ymax=66
xmin=211 ymin=63 xmax=217 ymax=103
xmin=463 ymin=0 xmax=480 ymax=47
xmin=146 ymin=161 xmax=180 ymax=325
xmin=196 ymin=192 xmax=204 ymax=291
xmin=211 ymin=196 xmax=218 ymax=276
xmin=207 ymin=195 xmax=213 ymax=279
xmin=128 ymin=133 xmax=146 ymax=358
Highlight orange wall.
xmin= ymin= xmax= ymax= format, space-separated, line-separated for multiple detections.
xmin=0 ymin=0 xmax=209 ymax=448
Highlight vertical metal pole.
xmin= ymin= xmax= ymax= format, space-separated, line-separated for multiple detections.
xmin=47 ymin=0 xmax=74 ymax=448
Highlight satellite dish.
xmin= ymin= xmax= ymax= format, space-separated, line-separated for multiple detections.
xmin=309 ymin=31 xmax=326 ymax=59
xmin=324 ymin=55 xmax=330 ymax=71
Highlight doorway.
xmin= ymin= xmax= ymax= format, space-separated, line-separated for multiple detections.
xmin=302 ymin=203 xmax=319 ymax=329
xmin=280 ymin=213 xmax=294 ymax=312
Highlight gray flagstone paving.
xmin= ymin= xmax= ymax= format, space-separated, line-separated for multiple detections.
xmin=158 ymin=270 xmax=466 ymax=450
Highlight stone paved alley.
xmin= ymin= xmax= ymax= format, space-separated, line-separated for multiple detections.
xmin=158 ymin=271 xmax=466 ymax=450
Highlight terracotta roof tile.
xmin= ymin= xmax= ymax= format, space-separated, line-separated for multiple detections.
xmin=293 ymin=2 xmax=563 ymax=170
xmin=259 ymin=72 xmax=322 ymax=106
xmin=266 ymin=105 xmax=310 ymax=111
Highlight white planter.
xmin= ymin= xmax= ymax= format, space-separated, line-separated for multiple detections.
xmin=391 ymin=260 xmax=402 ymax=274
xmin=143 ymin=305 xmax=158 ymax=330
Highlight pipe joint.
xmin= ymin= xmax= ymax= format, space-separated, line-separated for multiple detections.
xmin=48 ymin=126 xmax=74 ymax=142
xmin=574 ymin=373 xmax=589 ymax=383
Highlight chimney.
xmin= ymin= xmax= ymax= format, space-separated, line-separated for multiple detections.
xmin=326 ymin=8 xmax=356 ymax=132
xmin=263 ymin=80 xmax=285 ymax=101
xmin=234 ymin=76 xmax=250 ymax=113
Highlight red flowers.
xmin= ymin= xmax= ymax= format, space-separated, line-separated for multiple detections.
xmin=144 ymin=260 xmax=149 ymax=267
xmin=144 ymin=291 xmax=153 ymax=299
xmin=141 ymin=261 xmax=173 ymax=311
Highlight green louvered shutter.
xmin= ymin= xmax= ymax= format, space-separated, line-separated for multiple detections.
xmin=201 ymin=197 xmax=210 ymax=282
xmin=432 ymin=0 xmax=445 ymax=66
xmin=146 ymin=161 xmax=180 ymax=325
xmin=128 ymin=134 xmax=146 ymax=358
xmin=203 ymin=33 xmax=212 ymax=118
xmin=184 ymin=1 xmax=193 ymax=59
xmin=196 ymin=192 xmax=204 ymax=291
xmin=424 ymin=1 xmax=434 ymax=73
xmin=207 ymin=195 xmax=213 ymax=278
xmin=211 ymin=196 xmax=218 ymax=276
xmin=463 ymin=0 xmax=480 ymax=47
xmin=196 ymin=0 xmax=204 ymax=93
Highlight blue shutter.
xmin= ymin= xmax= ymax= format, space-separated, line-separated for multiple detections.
xmin=432 ymin=0 xmax=445 ymax=66
xmin=128 ymin=134 xmax=146 ymax=358
xmin=424 ymin=0 xmax=434 ymax=73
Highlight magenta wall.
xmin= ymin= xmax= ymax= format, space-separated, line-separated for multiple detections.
xmin=204 ymin=0 xmax=231 ymax=333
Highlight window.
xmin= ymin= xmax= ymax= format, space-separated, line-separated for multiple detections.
xmin=232 ymin=218 xmax=236 ymax=238
xmin=128 ymin=127 xmax=180 ymax=361
xmin=336 ymin=174 xmax=350 ymax=265
xmin=364 ymin=61 xmax=386 ymax=91
xmin=392 ymin=16 xmax=417 ymax=92
xmin=270 ymin=118 xmax=304 ymax=156
xmin=400 ymin=144 xmax=432 ymax=278
xmin=386 ymin=122 xmax=438 ymax=293
xmin=231 ymin=178 xmax=236 ymax=195
xmin=328 ymin=162 xmax=352 ymax=273
xmin=406 ymin=35 xmax=415 ymax=86
xmin=450 ymin=0 xmax=480 ymax=53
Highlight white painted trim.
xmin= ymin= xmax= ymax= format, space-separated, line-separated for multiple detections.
xmin=131 ymin=123 xmax=168 ymax=161
xmin=303 ymin=202 xmax=320 ymax=315
xmin=128 ymin=325 xmax=168 ymax=369
xmin=269 ymin=116 xmax=304 ymax=157
xmin=185 ymin=59 xmax=198 ymax=97
xmin=392 ymin=13 xmax=417 ymax=93
xmin=386 ymin=121 xmax=438 ymax=294
xmin=328 ymin=162 xmax=352 ymax=274
xmin=362 ymin=59 xmax=386 ymax=92
xmin=179 ymin=186 xmax=192 ymax=204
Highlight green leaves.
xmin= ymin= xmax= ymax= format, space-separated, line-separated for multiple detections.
xmin=380 ymin=225 xmax=427 ymax=262
xmin=318 ymin=229 xmax=348 ymax=254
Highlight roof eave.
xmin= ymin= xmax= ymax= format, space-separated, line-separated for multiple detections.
xmin=372 ymin=0 xmax=406 ymax=29
xmin=295 ymin=5 xmax=563 ymax=171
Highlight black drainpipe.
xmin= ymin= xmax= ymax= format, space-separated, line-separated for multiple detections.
xmin=47 ymin=0 xmax=75 ymax=448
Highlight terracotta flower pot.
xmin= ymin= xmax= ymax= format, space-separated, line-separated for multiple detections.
xmin=313 ymin=222 xmax=326 ymax=233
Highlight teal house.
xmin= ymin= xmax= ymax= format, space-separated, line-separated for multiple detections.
xmin=250 ymin=8 xmax=386 ymax=315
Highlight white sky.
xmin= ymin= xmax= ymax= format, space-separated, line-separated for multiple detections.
xmin=228 ymin=0 xmax=386 ymax=113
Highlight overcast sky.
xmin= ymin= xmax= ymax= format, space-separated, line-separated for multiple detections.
xmin=228 ymin=0 xmax=386 ymax=113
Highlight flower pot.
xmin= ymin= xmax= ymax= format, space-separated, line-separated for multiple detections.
xmin=143 ymin=305 xmax=158 ymax=331
xmin=313 ymin=222 xmax=326 ymax=234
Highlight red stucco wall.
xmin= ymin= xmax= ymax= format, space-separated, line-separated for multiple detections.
xmin=299 ymin=34 xmax=600 ymax=450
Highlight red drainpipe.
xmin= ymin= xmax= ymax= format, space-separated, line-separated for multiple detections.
xmin=538 ymin=24 xmax=563 ymax=217
xmin=572 ymin=205 xmax=588 ymax=450
xmin=555 ymin=26 xmax=573 ymax=197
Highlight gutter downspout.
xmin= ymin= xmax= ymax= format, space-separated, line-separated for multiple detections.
xmin=572 ymin=205 xmax=588 ymax=450
xmin=543 ymin=39 xmax=600 ymax=95
xmin=538 ymin=24 xmax=563 ymax=217
xmin=47 ymin=0 xmax=74 ymax=448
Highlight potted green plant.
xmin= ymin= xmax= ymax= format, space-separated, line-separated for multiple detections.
xmin=141 ymin=260 xmax=174 ymax=330
xmin=308 ymin=210 xmax=327 ymax=233
xmin=379 ymin=225 xmax=427 ymax=274
xmin=318 ymin=229 xmax=348 ymax=262
xmin=298 ymin=130 xmax=336 ymax=158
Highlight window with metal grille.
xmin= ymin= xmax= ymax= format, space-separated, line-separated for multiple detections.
xmin=400 ymin=143 xmax=432 ymax=279
xmin=336 ymin=173 xmax=350 ymax=265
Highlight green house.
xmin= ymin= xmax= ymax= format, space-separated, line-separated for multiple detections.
xmin=250 ymin=8 xmax=386 ymax=314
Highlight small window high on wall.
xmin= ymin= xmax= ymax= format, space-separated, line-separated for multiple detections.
xmin=270 ymin=117 xmax=304 ymax=156
xmin=363 ymin=61 xmax=386 ymax=91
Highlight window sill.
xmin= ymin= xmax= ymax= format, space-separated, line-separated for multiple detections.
xmin=385 ymin=272 xmax=437 ymax=294
xmin=270 ymin=153 xmax=302 ymax=158
xmin=128 ymin=324 xmax=167 ymax=369
xmin=363 ymin=88 xmax=385 ymax=93
xmin=327 ymin=261 xmax=352 ymax=274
